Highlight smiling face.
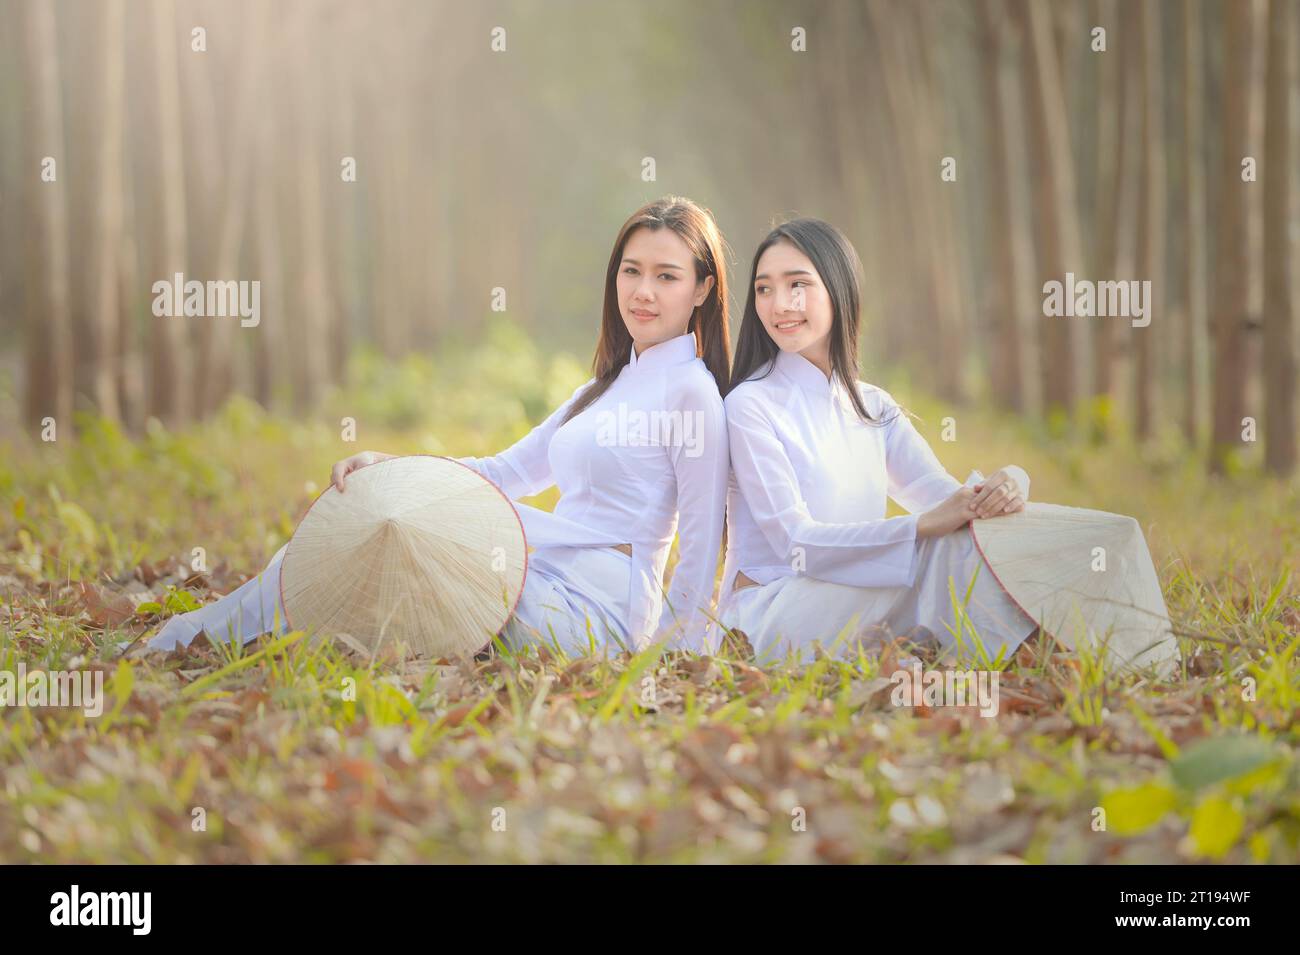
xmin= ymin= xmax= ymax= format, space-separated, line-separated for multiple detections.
xmin=753 ymin=239 xmax=834 ymax=372
xmin=616 ymin=226 xmax=715 ymax=353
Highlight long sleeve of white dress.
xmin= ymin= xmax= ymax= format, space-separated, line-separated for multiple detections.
xmin=879 ymin=404 xmax=1025 ymax=508
xmin=649 ymin=374 xmax=729 ymax=652
xmin=448 ymin=331 xmax=730 ymax=651
xmin=726 ymin=390 xmax=923 ymax=589
xmin=723 ymin=362 xmax=1031 ymax=593
xmin=884 ymin=403 xmax=1030 ymax=512
xmin=881 ymin=404 xmax=965 ymax=514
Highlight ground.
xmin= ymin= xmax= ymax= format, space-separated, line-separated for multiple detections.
xmin=1 ymin=342 xmax=1296 ymax=863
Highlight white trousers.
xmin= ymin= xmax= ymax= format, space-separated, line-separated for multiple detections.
xmin=142 ymin=542 xmax=292 ymax=652
xmin=501 ymin=545 xmax=633 ymax=655
xmin=139 ymin=541 xmax=633 ymax=657
xmin=719 ymin=529 xmax=1037 ymax=666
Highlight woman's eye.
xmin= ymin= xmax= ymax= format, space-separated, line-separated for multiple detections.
xmin=792 ymin=280 xmax=808 ymax=288
xmin=659 ymin=274 xmax=677 ymax=282
xmin=756 ymin=286 xmax=769 ymax=295
xmin=623 ymin=266 xmax=638 ymax=275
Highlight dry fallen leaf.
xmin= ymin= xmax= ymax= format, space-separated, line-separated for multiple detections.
xmin=77 ymin=580 xmax=137 ymax=629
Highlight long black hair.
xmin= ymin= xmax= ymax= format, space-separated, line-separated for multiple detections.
xmin=727 ymin=217 xmax=882 ymax=424
xmin=562 ymin=196 xmax=731 ymax=424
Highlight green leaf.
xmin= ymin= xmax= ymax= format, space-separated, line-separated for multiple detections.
xmin=163 ymin=587 xmax=202 ymax=614
xmin=135 ymin=601 xmax=163 ymax=615
xmin=1102 ymin=782 xmax=1179 ymax=835
xmin=1169 ymin=735 xmax=1280 ymax=791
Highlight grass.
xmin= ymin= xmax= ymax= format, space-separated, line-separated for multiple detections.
xmin=0 ymin=331 xmax=1297 ymax=863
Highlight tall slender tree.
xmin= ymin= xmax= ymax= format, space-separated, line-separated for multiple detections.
xmin=21 ymin=0 xmax=73 ymax=437
xmin=147 ymin=0 xmax=191 ymax=427
xmin=1182 ymin=0 xmax=1208 ymax=449
xmin=1017 ymin=0 xmax=1085 ymax=426
xmin=1262 ymin=0 xmax=1295 ymax=476
xmin=88 ymin=0 xmax=126 ymax=422
xmin=291 ymin=7 xmax=332 ymax=412
xmin=1134 ymin=0 xmax=1165 ymax=441
xmin=1209 ymin=0 xmax=1252 ymax=475
xmin=980 ymin=0 xmax=1024 ymax=413
xmin=200 ymin=3 xmax=266 ymax=417
xmin=865 ymin=0 xmax=963 ymax=403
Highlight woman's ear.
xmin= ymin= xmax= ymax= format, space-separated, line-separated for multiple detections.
xmin=694 ymin=274 xmax=716 ymax=307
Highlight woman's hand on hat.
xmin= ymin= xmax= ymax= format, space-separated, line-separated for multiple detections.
xmin=916 ymin=485 xmax=978 ymax=538
xmin=970 ymin=465 xmax=1027 ymax=519
xmin=330 ymin=451 xmax=396 ymax=492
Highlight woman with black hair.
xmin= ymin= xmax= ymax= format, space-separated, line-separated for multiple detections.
xmin=718 ymin=217 xmax=1038 ymax=665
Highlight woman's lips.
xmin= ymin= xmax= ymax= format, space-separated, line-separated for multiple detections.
xmin=630 ymin=308 xmax=658 ymax=322
xmin=773 ymin=318 xmax=806 ymax=333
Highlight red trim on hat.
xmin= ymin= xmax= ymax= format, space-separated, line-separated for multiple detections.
xmin=967 ymin=520 xmax=1053 ymax=641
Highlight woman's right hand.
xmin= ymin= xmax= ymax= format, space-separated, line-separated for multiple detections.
xmin=330 ymin=450 xmax=396 ymax=492
xmin=916 ymin=486 xmax=978 ymax=539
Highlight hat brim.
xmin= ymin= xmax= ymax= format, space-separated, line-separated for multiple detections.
xmin=280 ymin=455 xmax=527 ymax=658
xmin=970 ymin=502 xmax=1179 ymax=676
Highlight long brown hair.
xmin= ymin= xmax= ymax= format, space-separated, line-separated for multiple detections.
xmin=727 ymin=217 xmax=884 ymax=425
xmin=562 ymin=197 xmax=731 ymax=423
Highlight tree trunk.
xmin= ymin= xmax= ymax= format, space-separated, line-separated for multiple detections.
xmin=1262 ymin=0 xmax=1296 ymax=476
xmin=1088 ymin=0 xmax=1122 ymax=441
xmin=147 ymin=0 xmax=190 ymax=427
xmin=865 ymin=0 xmax=962 ymax=402
xmin=913 ymin=2 xmax=972 ymax=404
xmin=88 ymin=0 xmax=126 ymax=422
xmin=1017 ymin=0 xmax=1085 ymax=427
xmin=1134 ymin=0 xmax=1165 ymax=442
xmin=251 ymin=23 xmax=284 ymax=413
xmin=1209 ymin=0 xmax=1252 ymax=475
xmin=178 ymin=2 xmax=222 ymax=411
xmin=116 ymin=36 xmax=145 ymax=434
xmin=980 ymin=0 xmax=1023 ymax=413
xmin=859 ymin=23 xmax=929 ymax=374
xmin=21 ymin=0 xmax=73 ymax=437
xmin=1182 ymin=0 xmax=1208 ymax=449
xmin=201 ymin=3 xmax=265 ymax=418
xmin=291 ymin=10 xmax=332 ymax=413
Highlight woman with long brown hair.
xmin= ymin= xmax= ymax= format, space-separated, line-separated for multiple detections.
xmin=141 ymin=197 xmax=732 ymax=656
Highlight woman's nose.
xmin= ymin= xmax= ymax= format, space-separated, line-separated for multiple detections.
xmin=778 ymin=287 xmax=805 ymax=313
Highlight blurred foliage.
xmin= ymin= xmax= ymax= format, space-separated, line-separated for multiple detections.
xmin=0 ymin=319 xmax=586 ymax=579
xmin=334 ymin=317 xmax=589 ymax=441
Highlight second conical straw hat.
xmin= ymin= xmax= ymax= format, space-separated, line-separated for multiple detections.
xmin=279 ymin=455 xmax=527 ymax=658
xmin=970 ymin=502 xmax=1179 ymax=676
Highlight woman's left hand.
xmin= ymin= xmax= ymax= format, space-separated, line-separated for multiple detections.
xmin=970 ymin=466 xmax=1028 ymax=519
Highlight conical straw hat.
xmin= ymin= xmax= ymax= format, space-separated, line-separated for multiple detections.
xmin=969 ymin=502 xmax=1179 ymax=676
xmin=280 ymin=455 xmax=527 ymax=658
